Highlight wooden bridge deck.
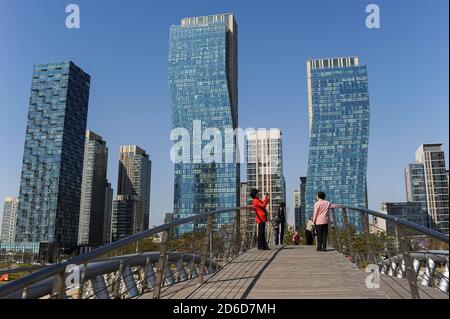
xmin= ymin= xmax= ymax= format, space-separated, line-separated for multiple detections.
xmin=139 ymin=245 xmax=448 ymax=299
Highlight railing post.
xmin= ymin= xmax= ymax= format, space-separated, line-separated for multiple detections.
xmin=154 ymin=228 xmax=171 ymax=299
xmin=234 ymin=209 xmax=242 ymax=256
xmin=395 ymin=224 xmax=420 ymax=299
xmin=198 ymin=215 xmax=213 ymax=285
xmin=359 ymin=211 xmax=376 ymax=264
xmin=342 ymin=208 xmax=356 ymax=264
xmin=331 ymin=209 xmax=341 ymax=252
xmin=77 ymin=263 xmax=87 ymax=299
xmin=112 ymin=260 xmax=124 ymax=299
xmin=51 ymin=270 xmax=67 ymax=299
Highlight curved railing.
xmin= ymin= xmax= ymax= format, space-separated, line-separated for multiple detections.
xmin=0 ymin=207 xmax=256 ymax=299
xmin=329 ymin=206 xmax=449 ymax=299
xmin=1 ymin=205 xmax=448 ymax=299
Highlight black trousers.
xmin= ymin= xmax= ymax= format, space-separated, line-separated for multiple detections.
xmin=274 ymin=222 xmax=285 ymax=245
xmin=258 ymin=222 xmax=268 ymax=250
xmin=305 ymin=229 xmax=314 ymax=245
xmin=316 ymin=224 xmax=329 ymax=251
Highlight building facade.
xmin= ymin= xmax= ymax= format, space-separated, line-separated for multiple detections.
xmin=103 ymin=181 xmax=113 ymax=244
xmin=380 ymin=202 xmax=429 ymax=237
xmin=117 ymin=145 xmax=151 ymax=231
xmin=78 ymin=131 xmax=109 ymax=246
xmin=169 ymin=14 xmax=239 ymax=235
xmin=246 ymin=129 xmax=286 ymax=227
xmin=305 ymin=57 xmax=370 ymax=230
xmin=111 ymin=195 xmax=143 ymax=241
xmin=1 ymin=197 xmax=19 ymax=242
xmin=15 ymin=61 xmax=90 ymax=247
xmin=294 ymin=189 xmax=301 ymax=231
xmin=408 ymin=144 xmax=449 ymax=233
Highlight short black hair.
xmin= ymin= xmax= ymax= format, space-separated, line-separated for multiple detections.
xmin=317 ymin=191 xmax=326 ymax=200
xmin=279 ymin=202 xmax=286 ymax=207
xmin=250 ymin=189 xmax=259 ymax=199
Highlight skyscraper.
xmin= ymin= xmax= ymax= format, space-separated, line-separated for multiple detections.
xmin=112 ymin=195 xmax=143 ymax=241
xmin=113 ymin=145 xmax=151 ymax=239
xmin=16 ymin=61 xmax=90 ymax=247
xmin=294 ymin=190 xmax=301 ymax=231
xmin=78 ymin=130 xmax=109 ymax=246
xmin=169 ymin=13 xmax=239 ymax=235
xmin=103 ymin=181 xmax=113 ymax=244
xmin=305 ymin=57 xmax=370 ymax=229
xmin=405 ymin=163 xmax=428 ymax=220
xmin=1 ymin=197 xmax=19 ymax=242
xmin=406 ymin=144 xmax=449 ymax=233
xmin=247 ymin=129 xmax=286 ymax=227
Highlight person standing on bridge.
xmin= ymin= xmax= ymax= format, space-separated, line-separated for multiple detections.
xmin=250 ymin=189 xmax=270 ymax=250
xmin=305 ymin=217 xmax=315 ymax=245
xmin=313 ymin=192 xmax=337 ymax=251
xmin=274 ymin=202 xmax=286 ymax=245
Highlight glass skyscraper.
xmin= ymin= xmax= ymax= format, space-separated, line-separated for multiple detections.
xmin=15 ymin=61 xmax=90 ymax=247
xmin=305 ymin=57 xmax=370 ymax=229
xmin=78 ymin=131 xmax=109 ymax=246
xmin=169 ymin=14 xmax=239 ymax=235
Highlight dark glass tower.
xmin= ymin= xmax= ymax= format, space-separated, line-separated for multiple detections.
xmin=15 ymin=61 xmax=90 ymax=247
xmin=305 ymin=57 xmax=370 ymax=229
xmin=169 ymin=14 xmax=239 ymax=235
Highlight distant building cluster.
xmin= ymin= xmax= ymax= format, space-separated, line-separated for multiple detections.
xmin=1 ymin=13 xmax=448 ymax=264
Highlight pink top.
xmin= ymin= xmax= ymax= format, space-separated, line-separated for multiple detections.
xmin=312 ymin=200 xmax=337 ymax=225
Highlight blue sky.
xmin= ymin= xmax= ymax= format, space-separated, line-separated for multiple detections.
xmin=0 ymin=0 xmax=448 ymax=227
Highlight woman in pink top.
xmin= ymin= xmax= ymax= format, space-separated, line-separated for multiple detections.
xmin=312 ymin=191 xmax=337 ymax=251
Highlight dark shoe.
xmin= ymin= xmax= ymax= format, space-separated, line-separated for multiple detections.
xmin=316 ymin=248 xmax=322 ymax=251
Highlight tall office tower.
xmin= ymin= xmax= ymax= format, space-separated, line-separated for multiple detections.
xmin=380 ymin=202 xmax=429 ymax=237
xmin=239 ymin=181 xmax=255 ymax=235
xmin=16 ymin=61 xmax=90 ymax=247
xmin=294 ymin=190 xmax=301 ymax=231
xmin=77 ymin=131 xmax=108 ymax=246
xmin=117 ymin=145 xmax=151 ymax=230
xmin=169 ymin=13 xmax=239 ymax=235
xmin=111 ymin=195 xmax=143 ymax=241
xmin=412 ymin=144 xmax=449 ymax=233
xmin=103 ymin=181 xmax=113 ymax=244
xmin=305 ymin=57 xmax=370 ymax=229
xmin=246 ymin=129 xmax=286 ymax=226
xmin=1 ymin=197 xmax=19 ymax=242
xmin=405 ymin=163 xmax=428 ymax=218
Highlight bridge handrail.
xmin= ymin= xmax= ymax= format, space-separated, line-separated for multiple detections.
xmin=0 ymin=206 xmax=252 ymax=299
xmin=338 ymin=205 xmax=449 ymax=243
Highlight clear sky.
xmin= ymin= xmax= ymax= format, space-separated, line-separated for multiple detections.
xmin=0 ymin=0 xmax=448 ymax=227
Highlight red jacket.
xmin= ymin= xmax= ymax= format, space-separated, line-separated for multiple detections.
xmin=252 ymin=198 xmax=269 ymax=224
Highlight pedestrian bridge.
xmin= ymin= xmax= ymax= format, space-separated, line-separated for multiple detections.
xmin=0 ymin=207 xmax=448 ymax=299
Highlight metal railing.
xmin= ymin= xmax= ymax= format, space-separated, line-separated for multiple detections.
xmin=0 ymin=207 xmax=256 ymax=299
xmin=329 ymin=206 xmax=449 ymax=299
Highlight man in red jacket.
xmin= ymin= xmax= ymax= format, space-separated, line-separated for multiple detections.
xmin=250 ymin=188 xmax=270 ymax=250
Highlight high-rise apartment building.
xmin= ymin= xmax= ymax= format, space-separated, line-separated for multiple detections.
xmin=16 ymin=61 xmax=90 ymax=247
xmin=78 ymin=131 xmax=108 ymax=246
xmin=117 ymin=145 xmax=151 ymax=230
xmin=103 ymin=181 xmax=113 ymax=244
xmin=294 ymin=190 xmax=301 ymax=231
xmin=1 ymin=197 xmax=19 ymax=242
xmin=169 ymin=13 xmax=239 ymax=235
xmin=111 ymin=145 xmax=151 ymax=241
xmin=111 ymin=195 xmax=143 ymax=241
xmin=305 ymin=57 xmax=370 ymax=229
xmin=405 ymin=144 xmax=449 ymax=233
xmin=246 ymin=129 xmax=286 ymax=225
